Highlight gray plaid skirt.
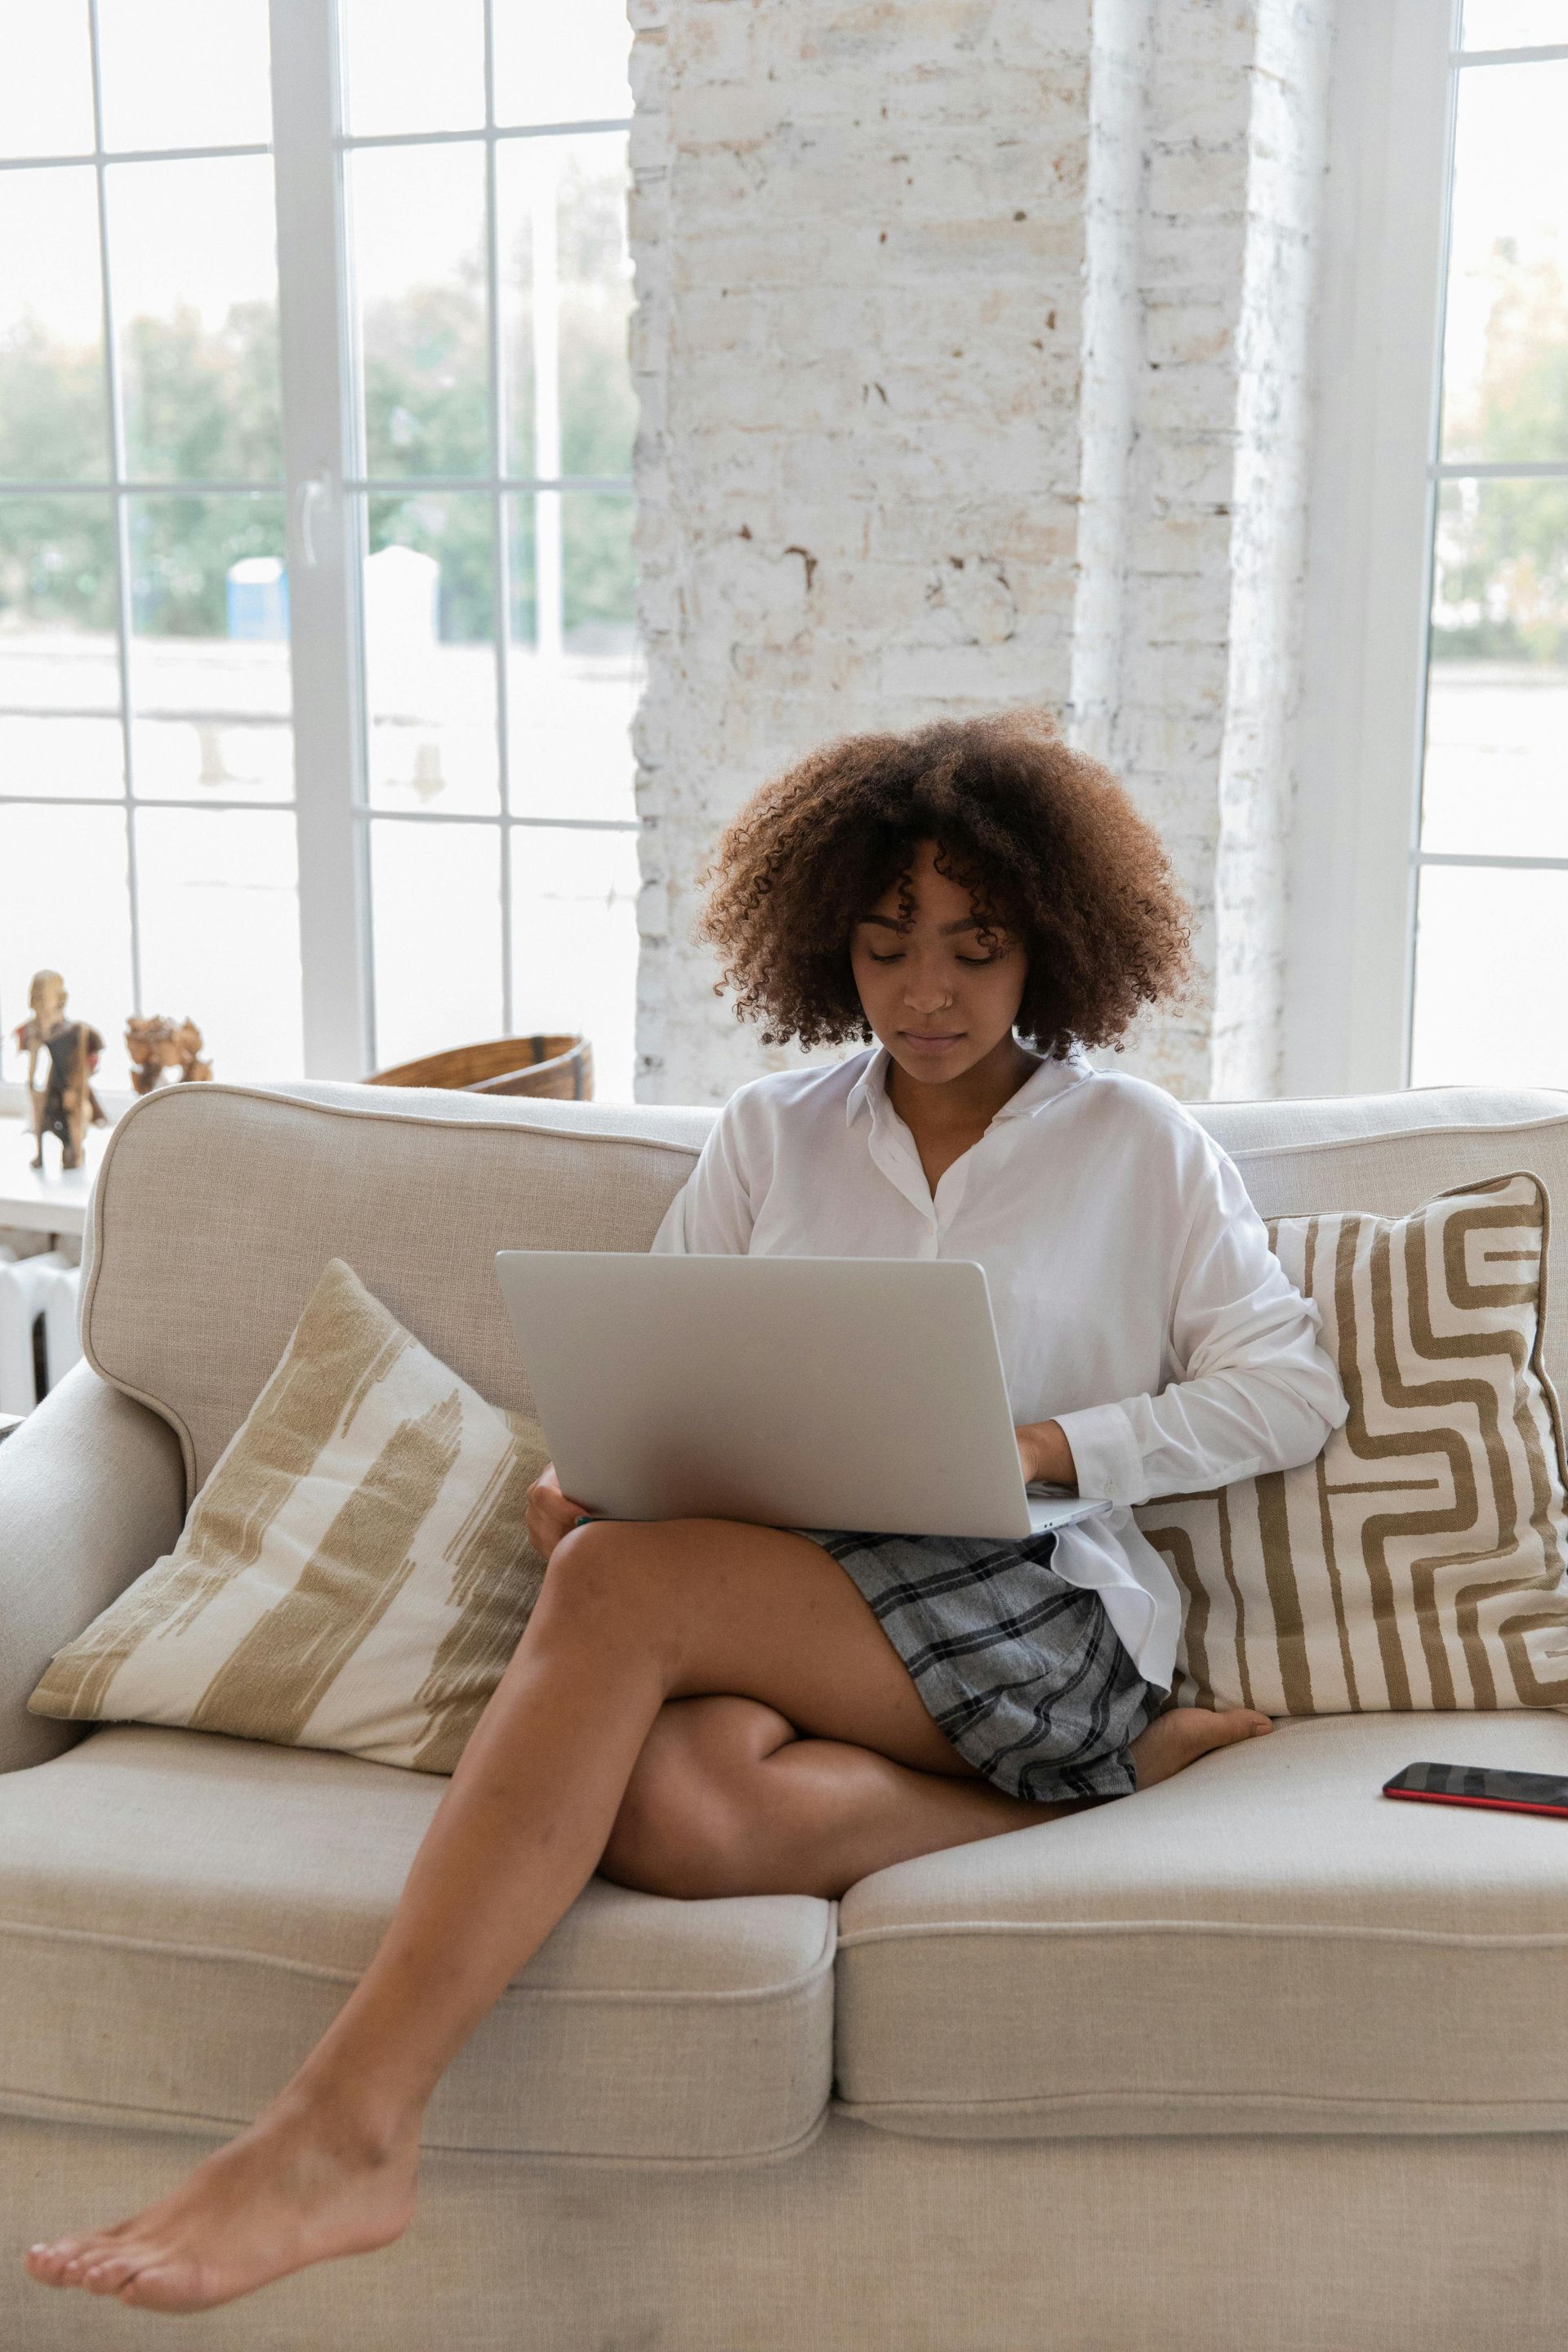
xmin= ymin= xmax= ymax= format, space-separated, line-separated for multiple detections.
xmin=789 ymin=1524 xmax=1165 ymax=1803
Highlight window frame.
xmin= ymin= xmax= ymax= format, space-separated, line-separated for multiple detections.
xmin=274 ymin=0 xmax=639 ymax=1079
xmin=1288 ymin=0 xmax=1568 ymax=1096
xmin=0 ymin=2 xmax=299 ymax=1119
xmin=0 ymin=0 xmax=638 ymax=1118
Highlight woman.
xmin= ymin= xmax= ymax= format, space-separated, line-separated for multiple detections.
xmin=25 ymin=708 xmax=1347 ymax=2313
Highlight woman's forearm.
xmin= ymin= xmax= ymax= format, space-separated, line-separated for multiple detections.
xmin=1016 ymin=1419 xmax=1079 ymax=1490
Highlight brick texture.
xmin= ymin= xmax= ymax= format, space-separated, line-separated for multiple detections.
xmin=630 ymin=0 xmax=1334 ymax=1104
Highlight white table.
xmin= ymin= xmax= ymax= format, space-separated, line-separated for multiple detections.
xmin=0 ymin=1113 xmax=109 ymax=1245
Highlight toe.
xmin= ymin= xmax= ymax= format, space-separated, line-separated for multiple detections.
xmin=82 ymin=2251 xmax=146 ymax=2296
xmin=120 ymin=2261 xmax=204 ymax=2314
xmin=36 ymin=2234 xmax=89 ymax=2262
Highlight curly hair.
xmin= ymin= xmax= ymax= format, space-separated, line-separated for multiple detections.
xmin=694 ymin=706 xmax=1194 ymax=1058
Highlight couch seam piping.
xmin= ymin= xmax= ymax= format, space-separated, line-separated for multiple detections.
xmin=0 ymin=2084 xmax=831 ymax=2169
xmin=831 ymin=2087 xmax=1568 ymax=2116
xmin=0 ymin=1913 xmax=838 ymax=2003
xmin=1225 ymin=1111 xmax=1568 ymax=1165
xmin=94 ymin=1080 xmax=709 ymax=1156
xmin=836 ymin=1919 xmax=1568 ymax=1949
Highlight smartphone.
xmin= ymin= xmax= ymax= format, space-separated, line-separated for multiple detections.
xmin=1383 ymin=1761 xmax=1568 ymax=1819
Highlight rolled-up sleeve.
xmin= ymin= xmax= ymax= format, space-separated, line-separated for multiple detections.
xmin=1052 ymin=1139 xmax=1349 ymax=1506
xmin=649 ymin=1102 xmax=756 ymax=1256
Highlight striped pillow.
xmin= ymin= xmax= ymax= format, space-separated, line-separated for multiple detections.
xmin=1135 ymin=1171 xmax=1568 ymax=1716
xmin=29 ymin=1258 xmax=551 ymax=1772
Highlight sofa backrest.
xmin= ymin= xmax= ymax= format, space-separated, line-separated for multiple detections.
xmin=82 ymin=1082 xmax=713 ymax=1492
xmin=81 ymin=1074 xmax=1568 ymax=1497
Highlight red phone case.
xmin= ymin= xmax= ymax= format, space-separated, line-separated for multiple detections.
xmin=1383 ymin=1784 xmax=1568 ymax=1820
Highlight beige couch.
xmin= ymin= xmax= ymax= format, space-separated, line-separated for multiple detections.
xmin=5 ymin=1076 xmax=1568 ymax=2351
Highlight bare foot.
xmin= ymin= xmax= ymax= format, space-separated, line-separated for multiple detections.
xmin=23 ymin=2094 xmax=417 ymax=2313
xmin=1129 ymin=1702 xmax=1272 ymax=1791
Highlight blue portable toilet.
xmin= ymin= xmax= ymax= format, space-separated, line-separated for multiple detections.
xmin=226 ymin=557 xmax=289 ymax=640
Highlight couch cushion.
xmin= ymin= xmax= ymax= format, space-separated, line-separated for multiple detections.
xmin=0 ymin=1726 xmax=834 ymax=2164
xmin=835 ymin=1708 xmax=1568 ymax=2140
xmin=81 ymin=1080 xmax=714 ymax=1491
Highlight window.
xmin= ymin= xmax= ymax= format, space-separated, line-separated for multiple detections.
xmin=1409 ymin=3 xmax=1568 ymax=1087
xmin=1293 ymin=0 xmax=1568 ymax=1094
xmin=0 ymin=0 xmax=639 ymax=1102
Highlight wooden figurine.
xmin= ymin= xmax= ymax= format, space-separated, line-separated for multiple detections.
xmin=125 ymin=1014 xmax=214 ymax=1094
xmin=11 ymin=969 xmax=107 ymax=1173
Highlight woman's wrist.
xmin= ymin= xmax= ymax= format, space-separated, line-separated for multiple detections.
xmin=1019 ymin=1419 xmax=1078 ymax=1491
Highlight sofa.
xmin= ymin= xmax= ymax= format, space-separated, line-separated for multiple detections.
xmin=4 ymin=1073 xmax=1568 ymax=2352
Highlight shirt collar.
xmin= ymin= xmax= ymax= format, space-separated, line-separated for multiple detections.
xmin=844 ymin=1039 xmax=1094 ymax=1129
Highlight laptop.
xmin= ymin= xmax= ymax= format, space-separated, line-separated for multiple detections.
xmin=495 ymin=1250 xmax=1113 ymax=1542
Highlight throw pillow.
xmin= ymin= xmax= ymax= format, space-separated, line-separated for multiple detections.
xmin=1135 ymin=1170 xmax=1568 ymax=1715
xmin=29 ymin=1258 xmax=552 ymax=1771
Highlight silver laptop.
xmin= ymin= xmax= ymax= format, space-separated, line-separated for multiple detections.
xmin=495 ymin=1250 xmax=1111 ymax=1542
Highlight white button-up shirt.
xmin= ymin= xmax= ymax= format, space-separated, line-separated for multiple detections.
xmin=649 ymin=1040 xmax=1349 ymax=1690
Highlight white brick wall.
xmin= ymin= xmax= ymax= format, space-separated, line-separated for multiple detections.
xmin=630 ymin=0 xmax=1335 ymax=1106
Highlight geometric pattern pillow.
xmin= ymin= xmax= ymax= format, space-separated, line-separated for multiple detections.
xmin=1135 ymin=1172 xmax=1568 ymax=1715
xmin=29 ymin=1258 xmax=552 ymax=1772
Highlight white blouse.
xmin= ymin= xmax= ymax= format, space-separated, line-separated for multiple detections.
xmin=649 ymin=1040 xmax=1349 ymax=1690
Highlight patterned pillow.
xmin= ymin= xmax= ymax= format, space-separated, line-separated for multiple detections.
xmin=1135 ymin=1171 xmax=1568 ymax=1715
xmin=29 ymin=1258 xmax=551 ymax=1771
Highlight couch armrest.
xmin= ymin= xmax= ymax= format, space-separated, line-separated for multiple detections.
xmin=0 ymin=1361 xmax=185 ymax=1772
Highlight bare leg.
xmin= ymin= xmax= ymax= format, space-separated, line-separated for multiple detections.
xmin=599 ymin=1695 xmax=1083 ymax=1898
xmin=599 ymin=1690 xmax=1266 ymax=1901
xmin=26 ymin=1518 xmax=1267 ymax=2311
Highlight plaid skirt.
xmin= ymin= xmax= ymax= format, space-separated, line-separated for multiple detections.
xmin=789 ymin=1524 xmax=1165 ymax=1803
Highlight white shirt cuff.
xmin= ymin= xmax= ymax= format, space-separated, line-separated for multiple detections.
xmin=1051 ymin=1401 xmax=1147 ymax=1507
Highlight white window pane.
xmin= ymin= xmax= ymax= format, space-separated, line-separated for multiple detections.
xmin=1423 ymin=666 xmax=1568 ymax=857
xmin=363 ymin=494 xmax=497 ymax=813
xmin=1410 ymin=863 xmax=1568 ymax=1087
xmin=1423 ymin=477 xmax=1568 ymax=856
xmin=134 ymin=807 xmax=302 ymax=1080
xmin=0 ymin=803 xmax=134 ymax=1089
xmin=492 ymin=0 xmax=632 ymax=128
xmin=370 ymin=819 xmax=503 ymax=1067
xmin=341 ymin=0 xmax=485 ymax=137
xmin=0 ymin=167 xmax=107 ymax=481
xmin=497 ymin=133 xmax=634 ymax=483
xmin=506 ymin=492 xmax=636 ymax=654
xmin=563 ymin=492 xmax=635 ymax=644
xmin=0 ymin=715 xmax=123 ymax=800
xmin=0 ymin=4 xmax=95 ymax=158
xmin=96 ymin=0 xmax=273 ymax=153
xmin=0 ymin=493 xmax=119 ymax=713
xmin=106 ymin=158 xmax=281 ymax=481
xmin=1462 ymin=3 xmax=1568 ymax=46
xmin=1439 ymin=59 xmax=1568 ymax=464
xmin=510 ymin=826 xmax=639 ymax=1102
xmin=127 ymin=495 xmax=293 ymax=802
xmin=350 ymin=145 xmax=488 ymax=479
xmin=506 ymin=496 xmax=639 ymax=823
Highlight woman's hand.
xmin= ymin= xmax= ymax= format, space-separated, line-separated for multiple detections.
xmin=524 ymin=1462 xmax=598 ymax=1563
xmin=1015 ymin=1419 xmax=1079 ymax=1492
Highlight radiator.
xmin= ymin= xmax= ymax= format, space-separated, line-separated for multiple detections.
xmin=0 ymin=1252 xmax=83 ymax=1415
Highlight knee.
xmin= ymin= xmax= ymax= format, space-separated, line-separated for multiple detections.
xmin=600 ymin=1699 xmax=793 ymax=1900
xmin=533 ymin=1518 xmax=662 ymax=1637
